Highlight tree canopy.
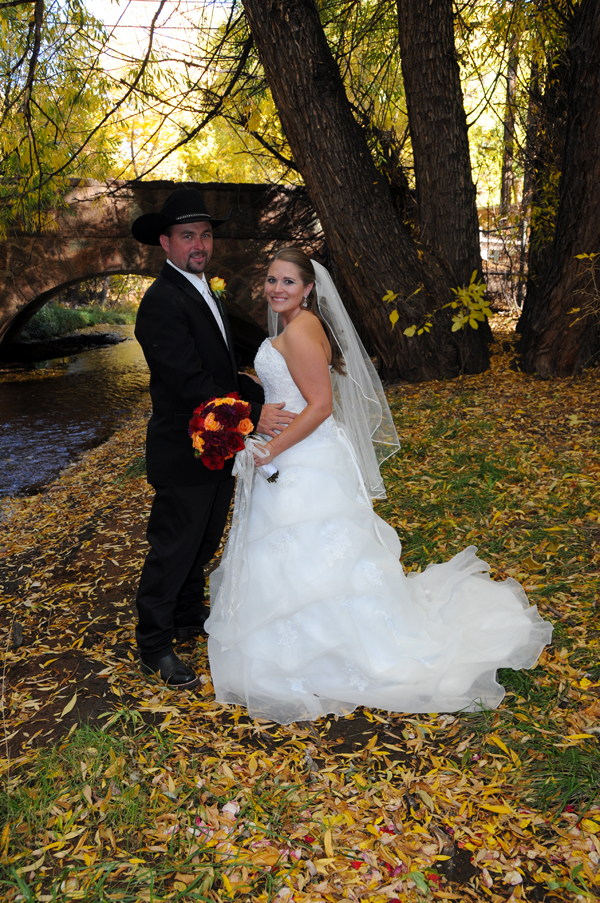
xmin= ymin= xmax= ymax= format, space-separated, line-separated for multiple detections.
xmin=1 ymin=0 xmax=597 ymax=379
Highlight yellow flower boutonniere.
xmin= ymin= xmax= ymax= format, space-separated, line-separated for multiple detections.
xmin=209 ymin=276 xmax=227 ymax=300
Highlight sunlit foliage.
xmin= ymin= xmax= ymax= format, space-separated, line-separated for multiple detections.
xmin=0 ymin=0 xmax=114 ymax=233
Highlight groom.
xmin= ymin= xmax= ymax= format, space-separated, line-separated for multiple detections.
xmin=132 ymin=187 xmax=295 ymax=689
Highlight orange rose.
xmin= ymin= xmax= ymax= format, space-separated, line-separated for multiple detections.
xmin=238 ymin=418 xmax=253 ymax=436
xmin=192 ymin=434 xmax=205 ymax=453
xmin=204 ymin=412 xmax=222 ymax=431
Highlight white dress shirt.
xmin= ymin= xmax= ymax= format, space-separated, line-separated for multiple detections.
xmin=166 ymin=259 xmax=228 ymax=346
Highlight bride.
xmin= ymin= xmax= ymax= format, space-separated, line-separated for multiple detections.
xmin=205 ymin=248 xmax=552 ymax=725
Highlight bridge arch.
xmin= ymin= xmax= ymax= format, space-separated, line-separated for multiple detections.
xmin=0 ymin=179 xmax=320 ymax=355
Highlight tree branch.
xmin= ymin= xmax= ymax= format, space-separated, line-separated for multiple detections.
xmin=0 ymin=0 xmax=36 ymax=8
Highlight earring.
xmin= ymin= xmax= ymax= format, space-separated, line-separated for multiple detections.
xmin=302 ymin=296 xmax=309 ymax=308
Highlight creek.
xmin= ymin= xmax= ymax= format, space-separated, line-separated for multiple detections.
xmin=0 ymin=326 xmax=149 ymax=499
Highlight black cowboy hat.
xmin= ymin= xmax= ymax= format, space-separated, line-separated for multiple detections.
xmin=131 ymin=187 xmax=231 ymax=246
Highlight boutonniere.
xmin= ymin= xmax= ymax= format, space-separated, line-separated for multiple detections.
xmin=209 ymin=276 xmax=227 ymax=300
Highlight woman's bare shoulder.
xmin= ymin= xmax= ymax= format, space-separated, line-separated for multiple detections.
xmin=285 ymin=312 xmax=327 ymax=346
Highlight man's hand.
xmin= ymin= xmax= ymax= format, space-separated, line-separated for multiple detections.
xmin=257 ymin=402 xmax=296 ymax=438
xmin=239 ymin=371 xmax=262 ymax=385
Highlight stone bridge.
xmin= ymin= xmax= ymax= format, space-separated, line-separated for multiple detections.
xmin=0 ymin=179 xmax=320 ymax=355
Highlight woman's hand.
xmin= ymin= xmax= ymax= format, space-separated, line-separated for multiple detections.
xmin=252 ymin=446 xmax=275 ymax=468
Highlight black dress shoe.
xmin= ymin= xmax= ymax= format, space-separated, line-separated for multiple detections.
xmin=140 ymin=650 xmax=200 ymax=690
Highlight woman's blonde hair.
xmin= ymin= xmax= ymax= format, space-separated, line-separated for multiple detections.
xmin=268 ymin=247 xmax=345 ymax=374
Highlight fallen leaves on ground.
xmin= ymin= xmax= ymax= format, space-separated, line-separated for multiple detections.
xmin=0 ymin=319 xmax=599 ymax=902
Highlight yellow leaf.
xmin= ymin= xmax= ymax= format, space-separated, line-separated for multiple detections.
xmin=383 ymin=290 xmax=398 ymax=303
xmin=522 ymin=556 xmax=544 ymax=572
xmin=565 ymin=733 xmax=595 ymax=740
xmin=248 ymin=754 xmax=258 ymax=776
xmin=60 ymin=691 xmax=78 ymax=718
xmin=389 ymin=309 xmax=399 ymax=329
xmin=416 ymin=789 xmax=435 ymax=812
xmin=175 ymin=873 xmax=196 ymax=886
xmin=324 ymin=828 xmax=334 ymax=858
xmin=488 ymin=735 xmax=510 ymax=756
xmin=403 ymin=325 xmax=416 ymax=337
xmin=15 ymin=854 xmax=45 ymax=875
xmin=246 ymin=110 xmax=262 ymax=132
xmin=1 ymin=822 xmax=10 ymax=856
xmin=479 ymin=803 xmax=513 ymax=814
xmin=251 ymin=848 xmax=280 ymax=866
xmin=581 ymin=819 xmax=600 ymax=834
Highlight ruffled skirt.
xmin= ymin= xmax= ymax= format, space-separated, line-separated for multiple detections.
xmin=206 ymin=424 xmax=552 ymax=724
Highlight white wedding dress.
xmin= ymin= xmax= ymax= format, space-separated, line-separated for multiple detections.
xmin=206 ymin=339 xmax=552 ymax=725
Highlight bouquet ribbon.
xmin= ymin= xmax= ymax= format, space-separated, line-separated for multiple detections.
xmin=210 ymin=437 xmax=274 ymax=629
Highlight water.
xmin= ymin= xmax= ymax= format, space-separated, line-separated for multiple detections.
xmin=0 ymin=325 xmax=149 ymax=499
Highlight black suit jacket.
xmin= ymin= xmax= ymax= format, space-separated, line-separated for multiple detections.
xmin=135 ymin=262 xmax=264 ymax=486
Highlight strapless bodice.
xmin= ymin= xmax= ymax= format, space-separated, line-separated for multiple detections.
xmin=254 ymin=338 xmax=336 ymax=438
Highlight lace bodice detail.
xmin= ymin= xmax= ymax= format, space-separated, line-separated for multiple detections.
xmin=255 ymin=339 xmax=306 ymax=413
xmin=254 ymin=339 xmax=336 ymax=437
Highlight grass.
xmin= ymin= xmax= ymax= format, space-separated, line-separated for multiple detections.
xmin=0 ymin=721 xmax=310 ymax=902
xmin=2 ymin=325 xmax=600 ymax=901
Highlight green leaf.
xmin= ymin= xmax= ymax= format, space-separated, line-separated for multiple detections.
xmin=409 ymin=871 xmax=430 ymax=894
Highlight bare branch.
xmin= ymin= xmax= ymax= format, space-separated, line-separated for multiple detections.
xmin=22 ymin=0 xmax=43 ymax=116
xmin=131 ymin=33 xmax=255 ymax=180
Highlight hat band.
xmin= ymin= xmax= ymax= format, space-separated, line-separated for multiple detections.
xmin=174 ymin=212 xmax=211 ymax=222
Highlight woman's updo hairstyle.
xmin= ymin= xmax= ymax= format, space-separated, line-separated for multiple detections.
xmin=268 ymin=247 xmax=345 ymax=374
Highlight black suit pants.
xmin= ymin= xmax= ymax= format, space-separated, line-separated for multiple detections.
xmin=135 ymin=478 xmax=235 ymax=656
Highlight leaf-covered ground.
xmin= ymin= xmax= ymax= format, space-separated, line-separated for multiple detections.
xmin=1 ymin=320 xmax=599 ymax=902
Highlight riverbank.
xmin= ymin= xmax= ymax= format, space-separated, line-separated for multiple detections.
xmin=0 ymin=328 xmax=127 ymax=367
xmin=1 ymin=332 xmax=600 ymax=901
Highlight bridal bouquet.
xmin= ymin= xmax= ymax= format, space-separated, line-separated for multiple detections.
xmin=188 ymin=393 xmax=254 ymax=470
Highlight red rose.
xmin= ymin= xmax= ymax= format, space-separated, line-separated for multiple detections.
xmin=201 ymin=452 xmax=225 ymax=470
xmin=188 ymin=414 xmax=205 ymax=434
xmin=224 ymin=430 xmax=245 ymax=453
xmin=204 ymin=432 xmax=230 ymax=456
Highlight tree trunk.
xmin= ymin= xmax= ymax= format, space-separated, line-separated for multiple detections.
xmin=241 ymin=0 xmax=489 ymax=382
xmin=519 ymin=0 xmax=600 ymax=376
xmin=500 ymin=43 xmax=519 ymax=211
xmin=517 ymin=51 xmax=568 ymax=342
xmin=396 ymin=0 xmax=482 ymax=288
